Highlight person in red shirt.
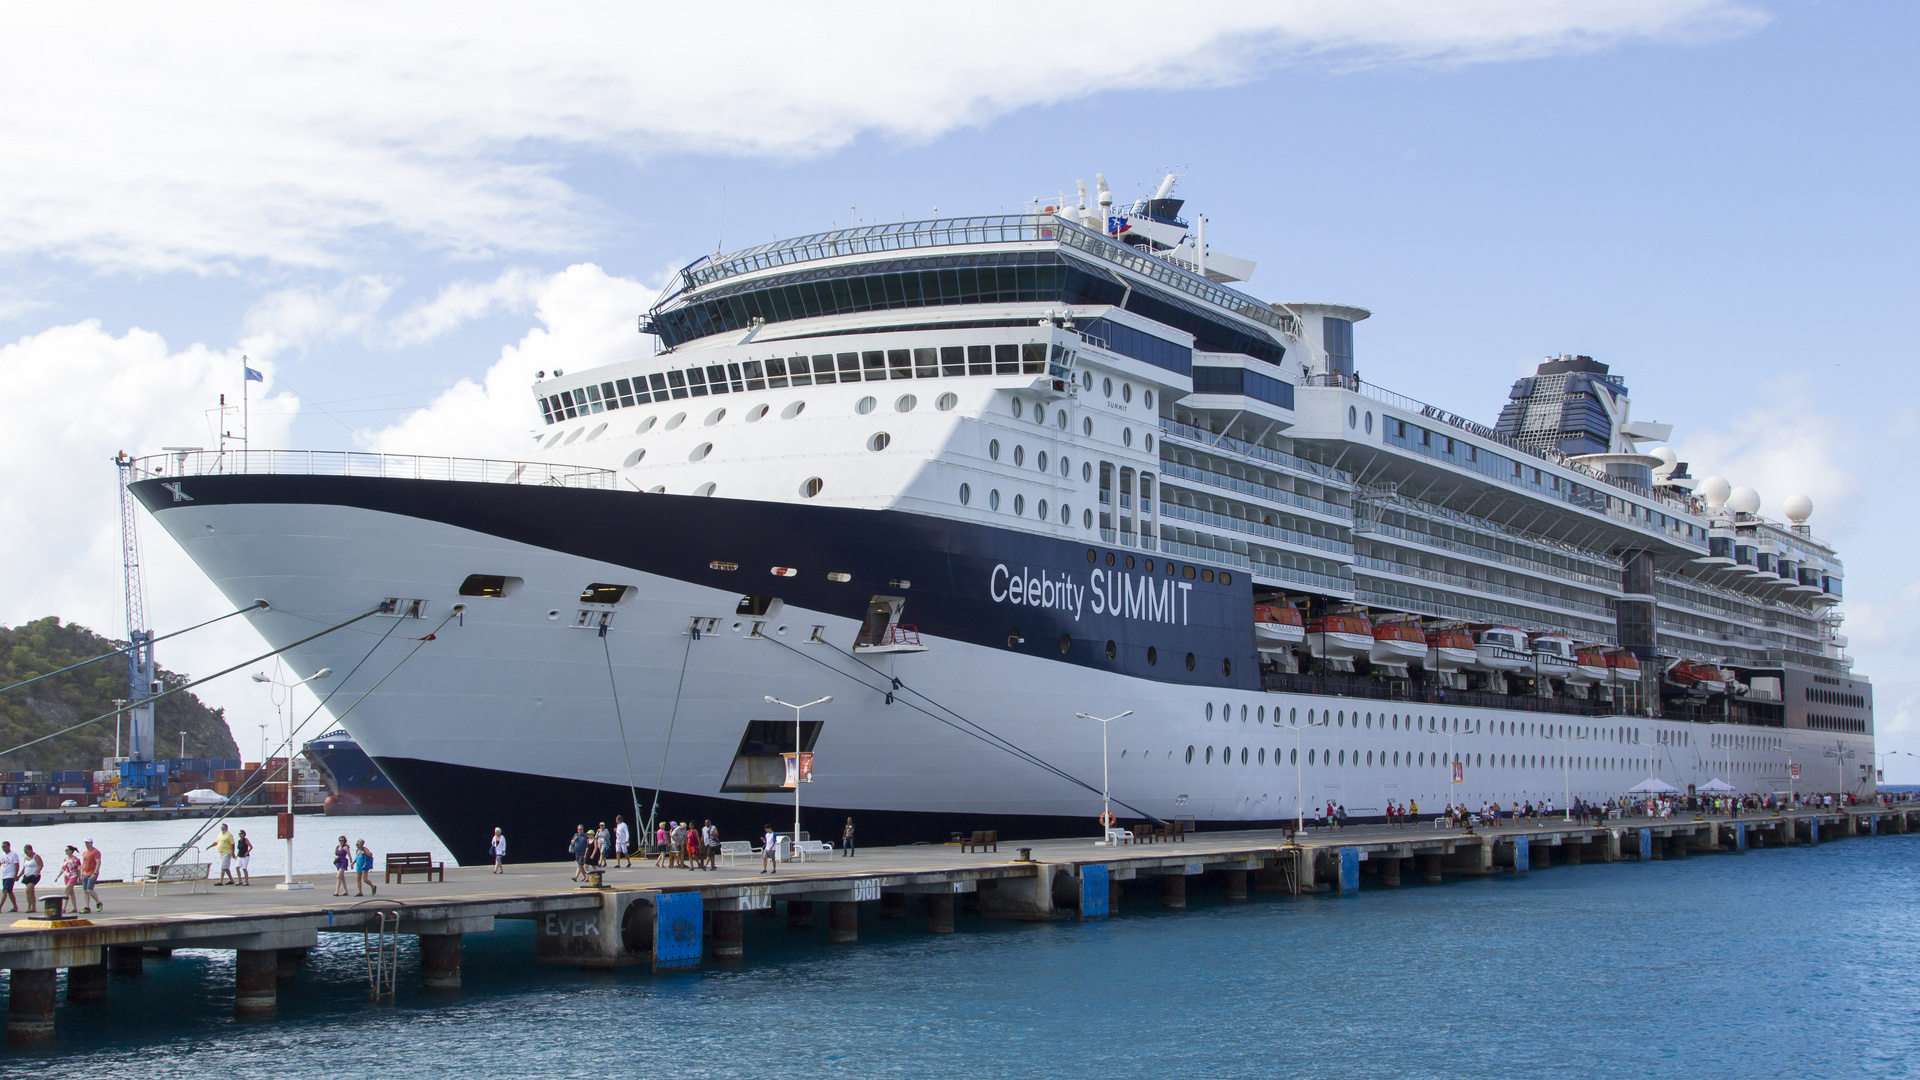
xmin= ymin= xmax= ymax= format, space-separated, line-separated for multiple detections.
xmin=79 ymin=840 xmax=103 ymax=913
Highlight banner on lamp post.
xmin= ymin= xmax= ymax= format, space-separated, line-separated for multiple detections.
xmin=1452 ymin=761 xmax=1464 ymax=784
xmin=782 ymin=752 xmax=815 ymax=788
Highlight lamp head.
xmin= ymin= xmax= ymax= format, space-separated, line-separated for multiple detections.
xmin=250 ymin=672 xmax=271 ymax=683
xmin=312 ymin=668 xmax=332 ymax=679
xmin=764 ymin=695 xmax=779 ymax=704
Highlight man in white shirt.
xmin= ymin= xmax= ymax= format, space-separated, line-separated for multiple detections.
xmin=0 ymin=842 xmax=19 ymax=912
xmin=761 ymin=825 xmax=779 ymax=874
xmin=613 ymin=816 xmax=631 ymax=868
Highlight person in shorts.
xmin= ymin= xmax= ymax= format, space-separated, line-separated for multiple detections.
xmin=207 ymin=824 xmax=237 ymax=885
xmin=0 ymin=841 xmax=19 ymax=913
xmin=234 ymin=830 xmax=252 ymax=885
xmin=79 ymin=840 xmax=103 ymax=912
xmin=489 ymin=828 xmax=506 ymax=873
xmin=613 ymin=815 xmax=630 ymax=868
xmin=19 ymin=845 xmax=42 ymax=910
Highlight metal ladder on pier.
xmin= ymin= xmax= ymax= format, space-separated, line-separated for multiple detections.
xmin=358 ymin=905 xmax=401 ymax=1002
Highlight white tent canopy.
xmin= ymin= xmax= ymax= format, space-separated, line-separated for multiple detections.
xmin=1628 ymin=778 xmax=1680 ymax=794
xmin=1698 ymin=779 xmax=1737 ymax=793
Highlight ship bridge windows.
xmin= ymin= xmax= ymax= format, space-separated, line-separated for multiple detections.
xmin=457 ymin=575 xmax=521 ymax=598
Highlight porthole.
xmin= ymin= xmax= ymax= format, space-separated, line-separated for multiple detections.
xmin=1122 ymin=383 xmax=1132 ymax=403
xmin=1348 ymin=405 xmax=1357 ymax=428
xmin=1240 ymin=748 xmax=1248 ymax=765
xmin=1081 ymin=461 xmax=1092 ymax=482
xmin=1059 ymin=456 xmax=1070 ymax=477
xmin=1240 ymin=705 xmax=1248 ymax=722
xmin=1059 ymin=633 xmax=1071 ymax=654
xmin=637 ymin=416 xmax=657 ymax=434
xmin=1082 ymin=371 xmax=1094 ymax=391
xmin=856 ymin=396 xmax=877 ymax=415
xmin=1105 ymin=639 xmax=1116 ymax=659
xmin=704 ymin=408 xmax=725 ymax=426
xmin=1013 ymin=494 xmax=1025 ymax=516
xmin=666 ymin=412 xmax=686 ymax=429
xmin=1220 ymin=572 xmax=1232 ymax=585
xmin=1143 ymin=390 xmax=1154 ymax=410
xmin=1339 ymin=750 xmax=1346 ymax=765
xmin=1185 ymin=746 xmax=1193 ymax=764
xmin=544 ymin=431 xmax=565 ymax=448
xmin=1308 ymin=750 xmax=1315 ymax=765
xmin=1011 ymin=398 xmax=1023 ymax=419
xmin=895 ymin=394 xmax=917 ymax=413
xmin=586 ymin=423 xmax=608 ymax=441
xmin=1290 ymin=748 xmax=1297 ymax=764
xmin=1037 ymin=498 xmax=1048 ymax=519
xmin=1364 ymin=411 xmax=1373 ymax=434
xmin=989 ymin=439 xmax=1000 ymax=461
xmin=1061 ymin=503 xmax=1072 ymax=524
xmin=868 ymin=432 xmax=891 ymax=451
xmin=622 ymin=448 xmax=646 ymax=468
xmin=782 ymin=401 xmax=806 ymax=419
xmin=1086 ymin=548 xmax=1097 ymax=563
xmin=1122 ymin=428 xmax=1132 ymax=447
xmin=1013 ymin=445 xmax=1025 ymax=467
xmin=959 ymin=483 xmax=971 ymax=505
xmin=989 ymin=489 xmax=1001 ymax=511
xmin=1143 ymin=433 xmax=1153 ymax=453
xmin=937 ymin=392 xmax=958 ymax=411
xmin=1082 ymin=509 xmax=1093 ymax=528
xmin=647 ymin=485 xmax=665 ymax=493
xmin=695 ymin=482 xmax=717 ymax=496
xmin=1147 ymin=646 xmax=1157 ymax=665
xmin=1056 ymin=411 xmax=1068 ymax=430
xmin=1033 ymin=405 xmax=1046 ymax=426
xmin=1223 ymin=658 xmax=1232 ymax=676
xmin=1258 ymin=706 xmax=1266 ymax=723
xmin=1103 ymin=377 xmax=1113 ymax=398
xmin=1083 ymin=417 xmax=1094 ymax=436
xmin=1258 ymin=748 xmax=1266 ymax=764
xmin=690 ymin=442 xmax=713 ymax=461
xmin=1206 ymin=703 xmax=1214 ymax=721
xmin=747 ymin=404 xmax=770 ymax=422
xmin=1036 ymin=450 xmax=1049 ymax=473
xmin=1205 ymin=746 xmax=1213 ymax=764
xmin=563 ymin=428 xmax=585 ymax=445
xmin=1185 ymin=652 xmax=1196 ymax=671
xmin=800 ymin=477 xmax=824 ymax=498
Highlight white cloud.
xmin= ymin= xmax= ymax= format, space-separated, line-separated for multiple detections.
xmin=239 ymin=276 xmax=394 ymax=356
xmin=367 ymin=263 xmax=656 ymax=457
xmin=1672 ymin=377 xmax=1864 ymax=540
xmin=388 ymin=267 xmax=546 ymax=347
xmin=0 ymin=2 xmax=1765 ymax=271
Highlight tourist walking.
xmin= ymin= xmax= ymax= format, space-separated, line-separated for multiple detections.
xmin=702 ymin=821 xmax=718 ymax=870
xmin=594 ymin=821 xmax=611 ymax=867
xmin=353 ymin=840 xmax=376 ymax=896
xmin=332 ymin=836 xmax=351 ymax=896
xmin=79 ymin=840 xmax=103 ymax=912
xmin=614 ymin=816 xmax=631 ymax=868
xmin=58 ymin=846 xmax=81 ymax=913
xmin=19 ymin=845 xmax=41 ymax=911
xmin=568 ymin=825 xmax=589 ymax=880
xmin=490 ymin=828 xmax=506 ymax=872
xmin=683 ymin=823 xmax=702 ymax=870
xmin=761 ymin=824 xmax=779 ymax=874
xmin=234 ymin=830 xmax=252 ymax=886
xmin=842 ymin=816 xmax=856 ymax=857
xmin=207 ymin=823 xmax=238 ymax=885
xmin=0 ymin=841 xmax=20 ymax=913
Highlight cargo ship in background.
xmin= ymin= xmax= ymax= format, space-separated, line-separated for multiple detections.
xmin=129 ymin=173 xmax=1871 ymax=864
xmin=302 ymin=730 xmax=413 ymax=815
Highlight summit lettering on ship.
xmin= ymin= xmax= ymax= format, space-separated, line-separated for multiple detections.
xmin=991 ymin=564 xmax=1187 ymax=625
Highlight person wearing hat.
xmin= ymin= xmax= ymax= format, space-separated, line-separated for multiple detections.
xmin=79 ymin=840 xmax=103 ymax=912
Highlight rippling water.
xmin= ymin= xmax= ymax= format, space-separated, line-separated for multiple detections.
xmin=2 ymin=827 xmax=1915 ymax=1078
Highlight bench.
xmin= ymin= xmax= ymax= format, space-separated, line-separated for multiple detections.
xmin=961 ymin=830 xmax=997 ymax=853
xmin=383 ymin=851 xmax=444 ymax=884
xmin=139 ymin=861 xmax=210 ymax=896
xmin=793 ymin=840 xmax=834 ymax=862
xmin=717 ymin=841 xmax=756 ymax=867
xmin=1104 ymin=827 xmax=1134 ymax=845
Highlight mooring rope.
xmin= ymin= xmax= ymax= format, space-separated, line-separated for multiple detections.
xmin=643 ymin=623 xmax=700 ymax=839
xmin=601 ymin=632 xmax=645 ymax=848
xmin=0 ymin=600 xmax=269 ymax=698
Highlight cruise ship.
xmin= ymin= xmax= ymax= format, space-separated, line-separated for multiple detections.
xmin=128 ymin=175 xmax=1873 ymax=864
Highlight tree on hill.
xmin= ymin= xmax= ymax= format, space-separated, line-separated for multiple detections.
xmin=0 ymin=617 xmax=239 ymax=772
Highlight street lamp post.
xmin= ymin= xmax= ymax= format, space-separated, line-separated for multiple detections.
xmin=1823 ymin=741 xmax=1857 ymax=799
xmin=1435 ymin=721 xmax=1475 ymax=821
xmin=1075 ymin=711 xmax=1132 ymax=841
xmin=1543 ymin=729 xmax=1587 ymax=822
xmin=765 ymin=695 xmax=831 ymax=861
xmin=251 ymin=666 xmax=331 ymax=889
xmin=1281 ymin=712 xmax=1328 ymax=835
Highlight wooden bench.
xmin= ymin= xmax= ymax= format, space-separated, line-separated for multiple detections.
xmin=383 ymin=851 xmax=444 ymax=884
xmin=960 ymin=830 xmax=997 ymax=853
xmin=139 ymin=861 xmax=210 ymax=896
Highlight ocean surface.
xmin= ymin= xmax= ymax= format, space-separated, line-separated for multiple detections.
xmin=0 ymin=816 xmax=1914 ymax=1078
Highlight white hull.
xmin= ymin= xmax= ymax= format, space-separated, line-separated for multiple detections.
xmin=1309 ymin=632 xmax=1374 ymax=661
xmin=1254 ymin=622 xmax=1305 ymax=652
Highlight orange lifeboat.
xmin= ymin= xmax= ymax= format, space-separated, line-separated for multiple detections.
xmin=1253 ymin=603 xmax=1305 ymax=653
xmin=1604 ymin=649 xmax=1642 ymax=683
xmin=1306 ymin=609 xmax=1373 ymax=670
xmin=1425 ymin=622 xmax=1477 ymax=673
xmin=1572 ymin=645 xmax=1609 ymax=685
xmin=1370 ymin=615 xmax=1428 ymax=669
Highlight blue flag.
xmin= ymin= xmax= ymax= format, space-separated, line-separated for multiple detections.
xmin=244 ymin=365 xmax=264 ymax=383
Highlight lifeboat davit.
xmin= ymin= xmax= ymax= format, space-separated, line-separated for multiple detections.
xmin=1603 ymin=649 xmax=1642 ymax=682
xmin=1307 ymin=609 xmax=1374 ymax=670
xmin=1424 ymin=621 xmax=1478 ymax=673
xmin=1473 ymin=626 xmax=1532 ymax=672
xmin=1370 ymin=615 xmax=1428 ymax=670
xmin=1572 ymin=645 xmax=1609 ymax=685
xmin=1253 ymin=603 xmax=1305 ymax=653
xmin=1665 ymin=658 xmax=1728 ymax=694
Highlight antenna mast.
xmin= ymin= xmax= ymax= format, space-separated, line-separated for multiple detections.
xmin=114 ymin=452 xmax=156 ymax=761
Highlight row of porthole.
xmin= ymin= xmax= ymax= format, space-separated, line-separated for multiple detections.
xmin=958 ymin=483 xmax=1074 ymax=524
xmin=1086 ymin=549 xmax=1228 ymax=584
xmin=988 ymin=439 xmax=1091 ymax=479
xmin=1179 ymin=745 xmax=1642 ymax=770
xmin=857 ymin=392 xmax=959 ymax=416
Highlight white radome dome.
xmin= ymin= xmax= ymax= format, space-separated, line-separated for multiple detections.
xmin=1727 ymin=486 xmax=1761 ymax=515
xmin=1699 ymin=476 xmax=1732 ymax=508
xmin=1650 ymin=446 xmax=1678 ymax=475
xmin=1784 ymin=493 xmax=1814 ymax=524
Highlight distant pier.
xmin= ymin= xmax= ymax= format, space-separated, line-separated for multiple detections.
xmin=0 ymin=805 xmax=1906 ymax=1042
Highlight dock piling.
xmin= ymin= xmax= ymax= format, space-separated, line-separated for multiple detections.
xmin=786 ymin=900 xmax=814 ymax=931
xmin=276 ymin=947 xmax=306 ymax=985
xmin=1378 ymin=857 xmax=1402 ymax=888
xmin=7 ymin=967 xmax=56 ymax=1043
xmin=1159 ymin=873 xmax=1187 ymax=910
xmin=1419 ymin=853 xmax=1443 ymax=884
xmin=711 ymin=910 xmax=744 ymax=958
xmin=233 ymin=949 xmax=278 ymax=1017
xmin=1221 ymin=867 xmax=1249 ymax=902
xmin=926 ymin=893 xmax=955 ymax=934
xmin=879 ymin=892 xmax=906 ymax=921
xmin=827 ymin=901 xmax=859 ymax=944
xmin=66 ymin=963 xmax=108 ymax=1004
xmin=419 ymin=934 xmax=462 ymax=989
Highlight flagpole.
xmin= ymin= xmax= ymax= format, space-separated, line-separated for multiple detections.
xmin=242 ymin=355 xmax=250 ymax=457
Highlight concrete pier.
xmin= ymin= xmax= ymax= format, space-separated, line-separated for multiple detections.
xmin=419 ymin=934 xmax=461 ymax=989
xmin=7 ymin=967 xmax=56 ymax=1044
xmin=786 ymin=900 xmax=814 ymax=931
xmin=66 ymin=963 xmax=108 ymax=1004
xmin=711 ymin=910 xmax=744 ymax=958
xmin=926 ymin=893 xmax=955 ymax=934
xmin=827 ymin=901 xmax=859 ymax=944
xmin=233 ymin=949 xmax=278 ymax=1017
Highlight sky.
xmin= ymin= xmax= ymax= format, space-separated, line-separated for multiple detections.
xmin=2 ymin=1 xmax=1915 ymax=777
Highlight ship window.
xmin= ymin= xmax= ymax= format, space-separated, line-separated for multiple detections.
xmin=1036 ymin=450 xmax=1049 ymax=473
xmin=1058 ymin=411 xmax=1069 ymax=431
xmin=896 ymin=394 xmax=917 ymax=413
xmin=782 ymin=401 xmax=806 ymax=419
xmin=737 ymin=595 xmax=774 ymax=616
xmin=580 ymin=583 xmax=632 ymax=604
xmin=666 ymin=412 xmax=686 ymax=429
xmin=1011 ymin=398 xmax=1023 ymax=419
xmin=1290 ymin=748 xmax=1297 ymax=764
xmin=1083 ymin=508 xmax=1093 ymax=528
xmin=1364 ymin=411 xmax=1372 ymax=434
xmin=1186 ymin=746 xmax=1193 ymax=764
xmin=941 ymin=346 xmax=966 ymax=376
xmin=856 ymin=396 xmax=877 ymax=415
xmin=786 ymin=356 xmax=814 ymax=386
xmin=1013 ymin=494 xmax=1025 ymax=516
xmin=1201 ymin=569 xmax=1214 ymax=583
xmin=838 ymin=353 xmax=862 ymax=381
xmin=616 ymin=378 xmax=636 ymax=407
xmin=863 ymin=351 xmax=887 ymax=381
xmin=968 ymin=345 xmax=993 ymax=376
xmin=623 ymin=448 xmax=646 ymax=467
xmin=1182 ymin=565 xmax=1196 ymax=579
xmin=800 ymin=477 xmax=824 ymax=498
xmin=995 ymin=344 xmax=1020 ymax=374
xmin=695 ymin=482 xmax=717 ymax=496
xmin=1205 ymin=746 xmax=1213 ymax=764
xmin=1258 ymin=748 xmax=1265 ymax=764
xmin=827 ymin=572 xmax=852 ymax=582
xmin=585 ymin=423 xmax=607 ymax=441
xmin=458 ymin=574 xmax=518 ymax=598
xmin=1082 ymin=370 xmax=1093 ymax=391
xmin=1147 ymin=646 xmax=1157 ymax=665
xmin=1033 ymin=404 xmax=1047 ymax=426
xmin=1082 ymin=461 xmax=1092 ymax=481
xmin=1122 ymin=383 xmax=1132 ymax=403
xmin=1084 ymin=417 xmax=1094 ymax=436
xmin=704 ymin=408 xmax=725 ymax=426
xmin=1308 ymin=749 xmax=1315 ymax=765
xmin=1038 ymin=499 xmax=1048 ymax=520
xmin=564 ymin=428 xmax=585 ymax=445
xmin=1058 ymin=633 xmax=1071 ymax=654
xmin=959 ymin=483 xmax=970 ymax=505
xmin=1013 ymin=445 xmax=1025 ymax=467
xmin=937 ymin=392 xmax=958 ymax=411
xmin=1206 ymin=703 xmax=1214 ymax=721
xmin=690 ymin=442 xmax=712 ymax=461
xmin=1185 ymin=652 xmax=1196 ymax=671
xmin=1103 ymin=377 xmax=1113 ymax=398
xmin=1223 ymin=659 xmax=1232 ymax=676
xmin=1220 ymin=571 xmax=1231 ymax=585
xmin=1395 ymin=420 xmax=1405 ymax=438
xmin=989 ymin=489 xmax=1001 ymax=511
xmin=1348 ymin=406 xmax=1357 ymax=429
xmin=1006 ymin=627 xmax=1022 ymax=647
xmin=752 ymin=358 xmax=778 ymax=389
xmin=686 ymin=367 xmax=708 ymax=396
xmin=868 ymin=433 xmax=891 ymax=452
xmin=1123 ymin=427 xmax=1132 ymax=447
xmin=1106 ymin=552 xmax=1115 ymax=566
xmin=989 ymin=439 xmax=1000 ymax=461
xmin=1086 ymin=548 xmax=1097 ymax=563
xmin=889 ymin=349 xmax=912 ymax=379
xmin=1105 ymin=640 xmax=1116 ymax=659
xmin=747 ymin=404 xmax=769 ymax=422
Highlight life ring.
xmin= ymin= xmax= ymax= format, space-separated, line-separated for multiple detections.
xmin=1099 ymin=811 xmax=1116 ymax=828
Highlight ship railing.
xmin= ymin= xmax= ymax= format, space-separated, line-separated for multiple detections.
xmin=1157 ymin=418 xmax=1352 ymax=484
xmin=1260 ymin=670 xmax=1617 ymax=717
xmin=129 ymin=450 xmax=620 ymax=490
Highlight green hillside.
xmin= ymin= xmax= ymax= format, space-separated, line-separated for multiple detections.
xmin=0 ymin=617 xmax=239 ymax=772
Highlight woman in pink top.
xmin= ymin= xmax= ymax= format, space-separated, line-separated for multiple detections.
xmin=57 ymin=846 xmax=81 ymax=913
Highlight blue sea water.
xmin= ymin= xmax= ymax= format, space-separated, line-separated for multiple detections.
xmin=2 ymin=829 xmax=1915 ymax=1078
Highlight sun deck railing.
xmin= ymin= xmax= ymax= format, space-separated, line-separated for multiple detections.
xmin=129 ymin=450 xmax=619 ymax=490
